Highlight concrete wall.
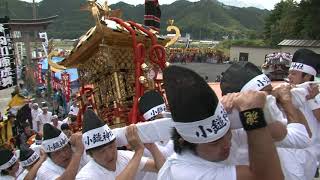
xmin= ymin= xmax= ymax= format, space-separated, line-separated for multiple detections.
xmin=230 ymin=46 xmax=280 ymax=67
xmin=230 ymin=46 xmax=320 ymax=67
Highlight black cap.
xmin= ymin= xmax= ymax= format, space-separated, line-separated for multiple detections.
xmin=0 ymin=148 xmax=16 ymax=170
xmin=82 ymin=109 xmax=105 ymax=134
xmin=82 ymin=110 xmax=116 ymax=150
xmin=43 ymin=123 xmax=62 ymax=140
xmin=163 ymin=66 xmax=219 ymax=123
xmin=291 ymin=48 xmax=320 ymax=74
xmin=138 ymin=90 xmax=165 ymax=120
xmin=220 ymin=61 xmax=263 ymax=95
xmin=19 ymin=148 xmax=34 ymax=162
xmin=61 ymin=123 xmax=70 ymax=131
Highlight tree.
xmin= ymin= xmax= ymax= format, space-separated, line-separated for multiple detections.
xmin=264 ymin=0 xmax=320 ymax=45
xmin=264 ymin=0 xmax=299 ymax=46
xmin=298 ymin=0 xmax=320 ymax=39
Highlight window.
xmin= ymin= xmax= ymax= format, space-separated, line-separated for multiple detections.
xmin=239 ymin=52 xmax=249 ymax=61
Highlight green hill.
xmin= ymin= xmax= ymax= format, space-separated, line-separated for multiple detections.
xmin=0 ymin=0 xmax=269 ymax=40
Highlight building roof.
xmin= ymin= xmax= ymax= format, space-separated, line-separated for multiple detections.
xmin=278 ymin=39 xmax=320 ymax=47
xmin=8 ymin=15 xmax=58 ymax=25
xmin=230 ymin=45 xmax=279 ymax=49
xmin=59 ymin=18 xmax=169 ymax=68
xmin=6 ymin=16 xmax=58 ymax=31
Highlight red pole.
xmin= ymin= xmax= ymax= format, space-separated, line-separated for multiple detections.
xmin=109 ymin=17 xmax=145 ymax=124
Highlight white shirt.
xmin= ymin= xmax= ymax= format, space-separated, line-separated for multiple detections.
xmin=37 ymin=158 xmax=65 ymax=180
xmin=137 ymin=140 xmax=174 ymax=180
xmin=227 ymin=125 xmax=315 ymax=180
xmin=36 ymin=112 xmax=52 ymax=133
xmin=16 ymin=169 xmax=29 ymax=180
xmin=31 ymin=108 xmax=43 ymax=131
xmin=276 ymin=123 xmax=311 ymax=149
xmin=0 ymin=175 xmax=15 ymax=180
xmin=50 ymin=121 xmax=64 ymax=130
xmin=158 ymin=152 xmax=236 ymax=180
xmin=144 ymin=140 xmax=174 ymax=158
xmin=76 ymin=150 xmax=148 ymax=180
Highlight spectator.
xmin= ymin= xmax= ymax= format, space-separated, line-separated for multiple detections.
xmin=31 ymin=103 xmax=42 ymax=132
xmin=18 ymin=122 xmax=35 ymax=150
xmin=16 ymin=101 xmax=32 ymax=132
xmin=36 ymin=103 xmax=52 ymax=133
xmin=50 ymin=115 xmax=63 ymax=130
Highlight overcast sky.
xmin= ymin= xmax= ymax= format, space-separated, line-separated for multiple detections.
xmin=21 ymin=0 xmax=298 ymax=10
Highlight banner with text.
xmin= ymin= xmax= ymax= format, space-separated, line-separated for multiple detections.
xmin=0 ymin=17 xmax=17 ymax=90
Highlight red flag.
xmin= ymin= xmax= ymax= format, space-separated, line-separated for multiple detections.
xmin=62 ymin=72 xmax=71 ymax=102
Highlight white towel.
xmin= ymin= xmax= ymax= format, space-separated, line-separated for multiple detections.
xmin=113 ymin=118 xmax=174 ymax=147
xmin=229 ymin=95 xmax=285 ymax=129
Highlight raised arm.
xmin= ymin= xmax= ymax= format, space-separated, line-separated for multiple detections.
xmin=142 ymin=143 xmax=166 ymax=172
xmin=116 ymin=125 xmax=144 ymax=180
xmin=272 ymin=84 xmax=312 ymax=137
xmin=234 ymin=91 xmax=284 ymax=180
xmin=221 ymin=93 xmax=287 ymax=142
xmin=56 ymin=133 xmax=84 ymax=180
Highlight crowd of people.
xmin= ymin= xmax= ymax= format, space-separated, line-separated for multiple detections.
xmin=168 ymin=50 xmax=229 ymax=64
xmin=1 ymin=48 xmax=320 ymax=180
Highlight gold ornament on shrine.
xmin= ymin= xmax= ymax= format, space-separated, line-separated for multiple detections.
xmin=141 ymin=63 xmax=149 ymax=71
xmin=165 ymin=19 xmax=180 ymax=48
xmin=139 ymin=76 xmax=148 ymax=84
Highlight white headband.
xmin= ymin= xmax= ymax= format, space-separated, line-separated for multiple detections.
xmin=143 ymin=103 xmax=166 ymax=120
xmin=52 ymin=115 xmax=58 ymax=120
xmin=42 ymin=132 xmax=69 ymax=152
xmin=290 ymin=62 xmax=317 ymax=76
xmin=0 ymin=154 xmax=17 ymax=170
xmin=82 ymin=124 xmax=116 ymax=150
xmin=241 ymin=74 xmax=271 ymax=92
xmin=174 ymin=103 xmax=230 ymax=143
xmin=21 ymin=152 xmax=39 ymax=167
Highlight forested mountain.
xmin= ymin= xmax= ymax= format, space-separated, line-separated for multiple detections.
xmin=0 ymin=0 xmax=269 ymax=40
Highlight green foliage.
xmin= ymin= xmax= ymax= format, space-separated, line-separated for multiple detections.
xmin=264 ymin=0 xmax=320 ymax=46
xmin=0 ymin=0 xmax=33 ymax=18
xmin=216 ymin=39 xmax=267 ymax=49
xmin=159 ymin=0 xmax=268 ymax=40
xmin=3 ymin=0 xmax=269 ymax=40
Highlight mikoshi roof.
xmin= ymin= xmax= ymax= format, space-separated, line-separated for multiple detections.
xmin=59 ymin=18 xmax=170 ymax=68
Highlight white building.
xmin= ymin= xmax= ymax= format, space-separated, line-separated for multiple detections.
xmin=230 ymin=39 xmax=320 ymax=67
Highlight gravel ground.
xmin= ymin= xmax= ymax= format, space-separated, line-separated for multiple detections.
xmin=172 ymin=62 xmax=231 ymax=82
